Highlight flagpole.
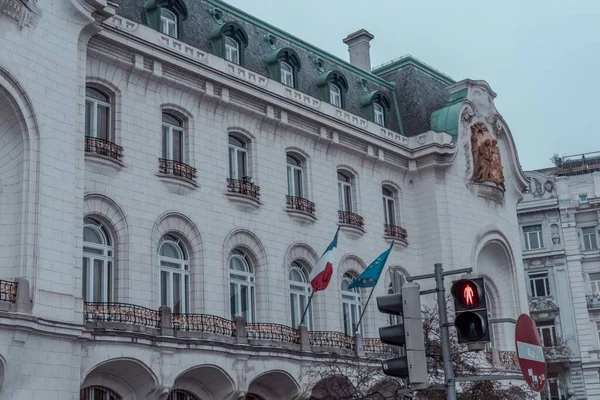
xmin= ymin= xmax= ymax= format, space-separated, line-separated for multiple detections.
xmin=353 ymin=241 xmax=394 ymax=335
xmin=298 ymin=291 xmax=315 ymax=328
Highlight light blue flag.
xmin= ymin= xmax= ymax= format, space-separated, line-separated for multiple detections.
xmin=348 ymin=243 xmax=393 ymax=289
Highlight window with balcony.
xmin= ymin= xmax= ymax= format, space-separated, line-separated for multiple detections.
xmin=341 ymin=272 xmax=362 ymax=335
xmin=529 ymin=272 xmax=550 ymax=297
xmin=287 ymin=154 xmax=304 ymax=198
xmin=382 ymin=185 xmax=406 ymax=240
xmin=167 ymin=390 xmax=199 ymax=400
xmin=85 ymin=86 xmax=123 ymax=161
xmin=537 ymin=321 xmax=557 ymax=347
xmin=289 ymin=261 xmax=312 ymax=330
xmin=80 ymin=386 xmax=122 ymax=400
xmin=583 ymin=226 xmax=598 ymax=250
xmin=591 ymin=273 xmax=600 ymax=295
xmin=228 ymin=135 xmax=248 ymax=180
xmin=229 ymin=249 xmax=255 ymax=322
xmin=523 ymin=224 xmax=544 ymax=250
xmin=158 ymin=234 xmax=189 ymax=314
xmin=338 ymin=171 xmax=354 ymax=213
xmin=83 ymin=217 xmax=114 ymax=303
xmin=159 ymin=113 xmax=195 ymax=181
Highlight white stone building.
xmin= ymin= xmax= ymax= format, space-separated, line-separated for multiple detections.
xmin=519 ymin=153 xmax=600 ymax=399
xmin=0 ymin=0 xmax=530 ymax=398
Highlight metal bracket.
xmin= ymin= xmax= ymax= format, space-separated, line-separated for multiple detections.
xmin=408 ymin=268 xmax=473 ymax=282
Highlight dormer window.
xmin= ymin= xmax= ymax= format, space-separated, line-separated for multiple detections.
xmin=144 ymin=0 xmax=188 ymax=40
xmin=280 ymin=62 xmax=294 ymax=87
xmin=225 ymin=37 xmax=240 ymax=64
xmin=210 ymin=22 xmax=248 ymax=66
xmin=316 ymin=70 xmax=348 ymax=108
xmin=265 ymin=47 xmax=301 ymax=89
xmin=360 ymin=90 xmax=391 ymax=127
xmin=374 ymin=103 xmax=385 ymax=126
xmin=160 ymin=8 xmax=177 ymax=37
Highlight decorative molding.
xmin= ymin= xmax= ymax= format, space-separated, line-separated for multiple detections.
xmin=225 ymin=63 xmax=268 ymax=87
xmin=529 ymin=298 xmax=559 ymax=314
xmin=210 ymin=7 xmax=224 ymax=24
xmin=358 ymin=78 xmax=369 ymax=93
xmin=105 ymin=15 xmax=139 ymax=32
xmin=464 ymin=141 xmax=472 ymax=177
xmin=264 ymin=33 xmax=277 ymax=49
xmin=380 ymin=128 xmax=409 ymax=146
xmin=283 ymin=87 xmax=321 ymax=108
xmin=461 ymin=103 xmax=476 ymax=125
xmin=468 ymin=182 xmax=504 ymax=205
xmin=157 ymin=34 xmax=208 ymax=62
xmin=0 ymin=0 xmax=41 ymax=30
xmin=314 ymin=57 xmax=326 ymax=72
xmin=334 ymin=109 xmax=367 ymax=129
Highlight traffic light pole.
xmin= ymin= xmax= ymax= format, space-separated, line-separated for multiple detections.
xmin=434 ymin=263 xmax=457 ymax=400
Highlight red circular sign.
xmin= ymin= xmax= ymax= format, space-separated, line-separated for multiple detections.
xmin=515 ymin=314 xmax=546 ymax=392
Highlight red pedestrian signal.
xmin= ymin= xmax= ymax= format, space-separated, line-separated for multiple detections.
xmin=451 ymin=280 xmax=480 ymax=309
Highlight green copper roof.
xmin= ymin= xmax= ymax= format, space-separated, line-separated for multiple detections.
xmin=430 ymin=88 xmax=467 ymax=136
xmin=372 ymin=55 xmax=455 ymax=85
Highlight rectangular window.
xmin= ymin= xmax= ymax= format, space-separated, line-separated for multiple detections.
xmin=383 ymin=197 xmax=396 ymax=225
xmin=338 ymin=183 xmax=353 ymax=212
xmin=529 ymin=272 xmax=550 ymax=297
xmin=523 ymin=225 xmax=544 ymax=250
xmin=547 ymin=374 xmax=561 ymax=400
xmin=580 ymin=194 xmax=588 ymax=201
xmin=591 ymin=273 xmax=600 ymax=295
xmin=537 ymin=321 xmax=557 ymax=347
xmin=583 ymin=227 xmax=598 ymax=250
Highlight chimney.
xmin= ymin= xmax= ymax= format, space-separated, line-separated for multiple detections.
xmin=343 ymin=29 xmax=374 ymax=72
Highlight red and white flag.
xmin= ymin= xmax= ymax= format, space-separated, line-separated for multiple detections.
xmin=309 ymin=228 xmax=340 ymax=292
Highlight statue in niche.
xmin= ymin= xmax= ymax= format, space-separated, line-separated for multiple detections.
xmin=470 ymin=122 xmax=505 ymax=190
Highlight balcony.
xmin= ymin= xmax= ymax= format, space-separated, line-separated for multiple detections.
xmin=285 ymin=195 xmax=316 ymax=224
xmin=83 ymin=301 xmax=396 ymax=359
xmin=587 ymin=295 xmax=600 ymax=309
xmin=158 ymin=158 xmax=197 ymax=182
xmin=0 ymin=278 xmax=31 ymax=313
xmin=338 ymin=210 xmax=365 ymax=238
xmin=384 ymin=224 xmax=408 ymax=245
xmin=85 ymin=136 xmax=124 ymax=162
xmin=226 ymin=178 xmax=261 ymax=210
xmin=0 ymin=280 xmax=17 ymax=304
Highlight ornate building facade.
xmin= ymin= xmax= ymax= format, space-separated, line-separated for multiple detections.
xmin=519 ymin=153 xmax=600 ymax=399
xmin=0 ymin=0 xmax=530 ymax=398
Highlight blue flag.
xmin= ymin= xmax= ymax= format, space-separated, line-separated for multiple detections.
xmin=348 ymin=243 xmax=393 ymax=289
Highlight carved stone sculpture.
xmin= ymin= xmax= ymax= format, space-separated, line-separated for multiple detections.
xmin=470 ymin=122 xmax=505 ymax=190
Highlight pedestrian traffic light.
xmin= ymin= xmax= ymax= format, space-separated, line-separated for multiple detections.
xmin=451 ymin=277 xmax=490 ymax=344
xmin=376 ymin=282 xmax=427 ymax=384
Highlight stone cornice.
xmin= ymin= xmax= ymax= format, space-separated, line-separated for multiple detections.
xmin=92 ymin=18 xmax=457 ymax=173
xmin=0 ymin=0 xmax=42 ymax=30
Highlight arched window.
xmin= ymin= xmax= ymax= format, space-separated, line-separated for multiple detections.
xmin=229 ymin=249 xmax=255 ymax=322
xmin=224 ymin=36 xmax=240 ymax=64
xmin=289 ymin=261 xmax=312 ymax=329
xmin=382 ymin=186 xmax=397 ymax=226
xmin=287 ymin=154 xmax=304 ymax=198
xmin=167 ymin=390 xmax=199 ymax=400
xmin=280 ymin=61 xmax=294 ymax=87
xmin=80 ymin=386 xmax=122 ymax=400
xmin=162 ymin=113 xmax=184 ymax=162
xmin=373 ymin=103 xmax=385 ymax=126
xmin=160 ymin=8 xmax=178 ymax=37
xmin=85 ymin=87 xmax=111 ymax=141
xmin=158 ymin=234 xmax=189 ymax=313
xmin=329 ymin=84 xmax=342 ymax=107
xmin=228 ymin=135 xmax=248 ymax=180
xmin=83 ymin=217 xmax=114 ymax=303
xmin=337 ymin=171 xmax=353 ymax=213
xmin=341 ymin=272 xmax=362 ymax=335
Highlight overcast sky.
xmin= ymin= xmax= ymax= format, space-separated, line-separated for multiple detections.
xmin=225 ymin=0 xmax=600 ymax=170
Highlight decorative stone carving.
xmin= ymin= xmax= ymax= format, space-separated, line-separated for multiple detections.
xmin=529 ymin=298 xmax=559 ymax=313
xmin=461 ymin=104 xmax=475 ymax=124
xmin=0 ymin=0 xmax=41 ymax=30
xmin=463 ymin=141 xmax=471 ymax=176
xmin=467 ymin=182 xmax=504 ymax=205
xmin=106 ymin=15 xmax=139 ymax=32
xmin=551 ymin=224 xmax=561 ymax=245
xmin=470 ymin=122 xmax=505 ymax=190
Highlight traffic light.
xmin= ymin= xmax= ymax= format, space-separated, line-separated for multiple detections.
xmin=376 ymin=282 xmax=427 ymax=384
xmin=451 ymin=277 xmax=490 ymax=344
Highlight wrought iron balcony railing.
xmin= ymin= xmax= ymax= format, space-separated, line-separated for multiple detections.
xmin=246 ymin=323 xmax=300 ymax=344
xmin=172 ymin=313 xmax=235 ymax=336
xmin=0 ymin=280 xmax=17 ymax=303
xmin=227 ymin=178 xmax=260 ymax=200
xmin=338 ymin=210 xmax=364 ymax=228
xmin=308 ymin=331 xmax=356 ymax=350
xmin=587 ymin=295 xmax=600 ymax=309
xmin=286 ymin=195 xmax=315 ymax=215
xmin=84 ymin=302 xmax=160 ymax=328
xmin=85 ymin=136 xmax=123 ymax=160
xmin=158 ymin=158 xmax=197 ymax=181
xmin=384 ymin=224 xmax=408 ymax=240
xmin=363 ymin=338 xmax=397 ymax=356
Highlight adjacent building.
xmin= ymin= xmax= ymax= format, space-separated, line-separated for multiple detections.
xmin=519 ymin=153 xmax=600 ymax=399
xmin=0 ymin=0 xmax=530 ymax=398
